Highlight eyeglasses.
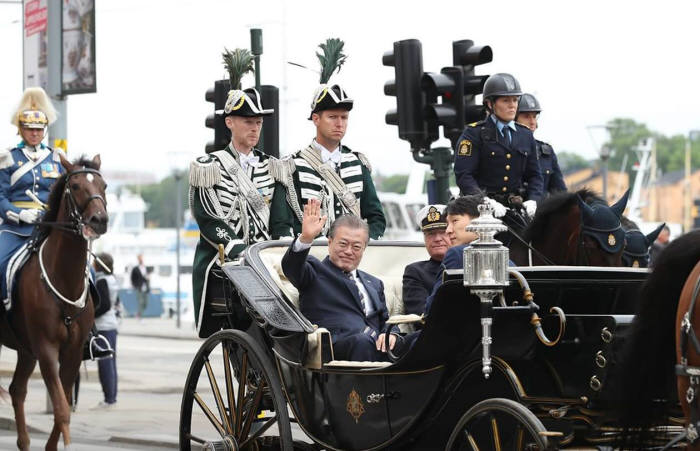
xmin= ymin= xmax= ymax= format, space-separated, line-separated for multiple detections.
xmin=335 ymin=240 xmax=365 ymax=253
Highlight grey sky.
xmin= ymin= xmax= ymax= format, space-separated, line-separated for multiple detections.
xmin=1 ymin=0 xmax=698 ymax=180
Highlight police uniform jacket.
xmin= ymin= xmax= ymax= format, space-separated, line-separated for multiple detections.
xmin=269 ymin=145 xmax=385 ymax=239
xmin=281 ymin=237 xmax=390 ymax=343
xmin=402 ymin=258 xmax=442 ymax=315
xmin=454 ymin=118 xmax=544 ymax=202
xmin=536 ymin=140 xmax=566 ymax=194
xmin=189 ymin=144 xmax=282 ymax=336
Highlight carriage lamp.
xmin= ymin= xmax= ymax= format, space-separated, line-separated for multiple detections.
xmin=463 ymin=201 xmax=510 ymax=379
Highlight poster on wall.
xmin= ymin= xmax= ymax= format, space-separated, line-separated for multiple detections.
xmin=62 ymin=0 xmax=96 ymax=94
xmin=23 ymin=0 xmax=49 ymax=90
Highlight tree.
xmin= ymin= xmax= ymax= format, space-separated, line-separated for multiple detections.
xmin=557 ymin=151 xmax=592 ymax=173
xmin=132 ymin=170 xmax=189 ymax=228
xmin=375 ymin=173 xmax=409 ymax=193
xmin=604 ymin=118 xmax=652 ymax=177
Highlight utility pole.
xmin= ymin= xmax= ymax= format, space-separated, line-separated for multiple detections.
xmin=46 ymin=0 xmax=67 ymax=152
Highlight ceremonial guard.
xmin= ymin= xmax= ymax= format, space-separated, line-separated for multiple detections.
xmin=516 ymin=93 xmax=566 ymax=195
xmin=189 ymin=49 xmax=284 ymax=337
xmin=0 ymin=87 xmax=64 ymax=303
xmin=269 ymin=38 xmax=385 ymax=240
xmin=453 ymin=73 xmax=543 ymax=220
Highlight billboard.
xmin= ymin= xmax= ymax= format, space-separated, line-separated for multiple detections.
xmin=62 ymin=0 xmax=96 ymax=94
xmin=23 ymin=0 xmax=49 ymax=90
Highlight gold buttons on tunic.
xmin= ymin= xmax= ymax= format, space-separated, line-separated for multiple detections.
xmin=505 ymin=165 xmax=510 ymax=170
xmin=506 ymin=153 xmax=512 ymax=159
xmin=546 ymin=169 xmax=551 ymax=174
xmin=503 ymin=176 xmax=509 ymax=181
xmin=502 ymin=187 xmax=508 ymax=192
xmin=491 ymin=152 xmax=495 ymax=156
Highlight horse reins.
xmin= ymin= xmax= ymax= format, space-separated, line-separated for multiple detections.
xmin=34 ymin=166 xmax=106 ymax=327
xmin=671 ymin=271 xmax=700 ymax=448
xmin=505 ymin=225 xmax=557 ymax=266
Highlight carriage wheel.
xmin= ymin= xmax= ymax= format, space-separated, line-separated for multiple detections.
xmin=446 ymin=398 xmax=550 ymax=451
xmin=179 ymin=330 xmax=292 ymax=451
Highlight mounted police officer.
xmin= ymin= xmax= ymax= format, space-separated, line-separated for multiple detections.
xmin=189 ymin=48 xmax=286 ymax=338
xmin=269 ymin=38 xmax=385 ymax=240
xmin=0 ymin=87 xmax=64 ymax=305
xmin=453 ymin=73 xmax=543 ymax=224
xmin=516 ymin=93 xmax=566 ymax=195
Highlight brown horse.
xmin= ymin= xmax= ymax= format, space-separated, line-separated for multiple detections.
xmin=676 ymin=260 xmax=700 ymax=449
xmin=0 ymin=154 xmax=107 ymax=450
xmin=508 ymin=188 xmax=629 ymax=266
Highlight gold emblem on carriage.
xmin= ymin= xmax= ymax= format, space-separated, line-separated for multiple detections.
xmin=346 ymin=389 xmax=365 ymax=423
xmin=632 ymin=260 xmax=640 ymax=268
xmin=607 ymin=233 xmax=616 ymax=246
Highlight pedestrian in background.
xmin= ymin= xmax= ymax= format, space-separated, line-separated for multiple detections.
xmin=130 ymin=254 xmax=149 ymax=317
xmin=93 ymin=252 xmax=119 ymax=409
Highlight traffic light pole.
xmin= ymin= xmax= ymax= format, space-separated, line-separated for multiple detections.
xmin=412 ymin=147 xmax=453 ymax=204
xmin=251 ymin=29 xmax=263 ymax=151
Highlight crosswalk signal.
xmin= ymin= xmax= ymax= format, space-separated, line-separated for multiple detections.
xmin=452 ymin=40 xmax=492 ymax=125
xmin=204 ymin=79 xmax=231 ymax=153
xmin=383 ymin=39 xmax=434 ymax=151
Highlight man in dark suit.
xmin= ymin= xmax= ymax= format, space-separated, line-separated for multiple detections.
xmin=282 ymin=199 xmax=397 ymax=361
xmin=402 ymin=204 xmax=450 ymax=315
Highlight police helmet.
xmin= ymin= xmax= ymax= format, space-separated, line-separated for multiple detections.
xmin=482 ymin=73 xmax=523 ymax=100
xmin=517 ymin=93 xmax=541 ymax=114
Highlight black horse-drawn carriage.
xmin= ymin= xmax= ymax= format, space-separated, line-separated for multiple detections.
xmin=178 ymin=235 xmax=680 ymax=450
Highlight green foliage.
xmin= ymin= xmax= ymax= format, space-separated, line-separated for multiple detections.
xmin=316 ymin=38 xmax=347 ymax=84
xmin=375 ymin=173 xmax=409 ymax=193
xmin=132 ymin=170 xmax=189 ymax=228
xmin=557 ymin=151 xmax=592 ymax=173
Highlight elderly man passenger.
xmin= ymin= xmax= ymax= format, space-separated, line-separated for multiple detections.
xmin=282 ymin=199 xmax=397 ymax=361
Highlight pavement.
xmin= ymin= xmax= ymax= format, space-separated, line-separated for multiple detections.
xmin=0 ymin=317 xmax=204 ymax=450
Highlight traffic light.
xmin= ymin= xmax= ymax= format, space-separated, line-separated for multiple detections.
xmin=383 ymin=39 xmax=434 ymax=151
xmin=422 ymin=67 xmax=464 ymax=148
xmin=204 ymin=79 xmax=231 ymax=153
xmin=259 ymin=85 xmax=279 ymax=158
xmin=452 ymin=40 xmax=492 ymax=125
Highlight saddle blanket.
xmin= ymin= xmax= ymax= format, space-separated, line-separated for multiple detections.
xmin=3 ymin=242 xmax=31 ymax=312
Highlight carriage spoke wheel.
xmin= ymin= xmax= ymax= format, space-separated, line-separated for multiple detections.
xmin=180 ymin=330 xmax=292 ymax=451
xmin=446 ymin=398 xmax=550 ymax=451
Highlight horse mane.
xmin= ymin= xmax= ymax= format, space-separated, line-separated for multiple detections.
xmin=621 ymin=215 xmax=640 ymax=231
xmin=38 ymin=155 xmax=98 ymax=230
xmin=523 ymin=188 xmax=603 ymax=242
xmin=615 ymin=230 xmax=700 ymax=446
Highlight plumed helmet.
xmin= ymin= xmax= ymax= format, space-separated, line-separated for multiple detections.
xmin=309 ymin=83 xmax=353 ymax=119
xmin=309 ymin=38 xmax=353 ymax=119
xmin=517 ymin=93 xmax=541 ymax=114
xmin=483 ymin=73 xmax=523 ymax=100
xmin=221 ymin=48 xmax=273 ymax=118
xmin=11 ymin=87 xmax=57 ymax=129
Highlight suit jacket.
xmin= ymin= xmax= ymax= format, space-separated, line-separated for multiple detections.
xmin=281 ymin=238 xmax=390 ymax=343
xmin=402 ymin=258 xmax=442 ymax=315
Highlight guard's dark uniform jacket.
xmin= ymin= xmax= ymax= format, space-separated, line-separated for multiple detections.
xmin=536 ymin=140 xmax=566 ymax=194
xmin=454 ymin=118 xmax=544 ymax=202
xmin=402 ymin=258 xmax=441 ymax=316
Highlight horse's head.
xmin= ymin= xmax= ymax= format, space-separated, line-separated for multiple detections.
xmin=576 ymin=190 xmax=629 ymax=266
xmin=58 ymin=153 xmax=108 ymax=240
xmin=621 ymin=223 xmax=665 ymax=268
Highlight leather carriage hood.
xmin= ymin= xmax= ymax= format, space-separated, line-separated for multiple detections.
xmin=577 ymin=190 xmax=629 ymax=254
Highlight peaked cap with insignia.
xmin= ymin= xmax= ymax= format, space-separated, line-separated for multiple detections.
xmin=416 ymin=204 xmax=447 ymax=231
xmin=309 ymin=38 xmax=353 ymax=120
xmin=11 ymin=87 xmax=57 ymax=130
xmin=577 ymin=190 xmax=630 ymax=254
xmin=222 ymin=48 xmax=273 ymax=118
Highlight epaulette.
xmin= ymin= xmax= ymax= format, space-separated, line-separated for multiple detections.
xmin=468 ymin=119 xmax=486 ymax=127
xmin=515 ymin=122 xmax=531 ymax=130
xmin=353 ymin=150 xmax=372 ymax=172
xmin=189 ymin=154 xmax=221 ymax=187
xmin=0 ymin=148 xmax=14 ymax=170
xmin=268 ymin=155 xmax=296 ymax=183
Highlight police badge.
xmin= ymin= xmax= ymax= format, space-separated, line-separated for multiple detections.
xmin=458 ymin=139 xmax=472 ymax=156
xmin=608 ymin=233 xmax=616 ymax=246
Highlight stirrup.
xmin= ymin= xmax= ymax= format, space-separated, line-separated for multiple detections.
xmin=83 ymin=334 xmax=114 ymax=361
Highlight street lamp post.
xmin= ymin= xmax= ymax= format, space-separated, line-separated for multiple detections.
xmin=686 ymin=131 xmax=700 ymax=233
xmin=600 ymin=144 xmax=611 ymax=202
xmin=174 ymin=171 xmax=182 ymax=329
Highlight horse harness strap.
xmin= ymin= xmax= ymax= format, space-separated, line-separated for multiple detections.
xmin=505 ymin=225 xmax=556 ymax=266
xmin=675 ymin=271 xmax=700 ymax=445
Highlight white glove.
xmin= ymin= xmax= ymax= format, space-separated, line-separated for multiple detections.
xmin=523 ymin=200 xmax=537 ymax=217
xmin=18 ymin=208 xmax=42 ymax=224
xmin=484 ymin=197 xmax=507 ymax=218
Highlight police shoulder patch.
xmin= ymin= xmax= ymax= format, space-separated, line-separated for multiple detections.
xmin=458 ymin=139 xmax=472 ymax=157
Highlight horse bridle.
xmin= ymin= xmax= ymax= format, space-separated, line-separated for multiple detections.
xmin=62 ymin=167 xmax=107 ymax=235
xmin=670 ymin=272 xmax=700 ymax=448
